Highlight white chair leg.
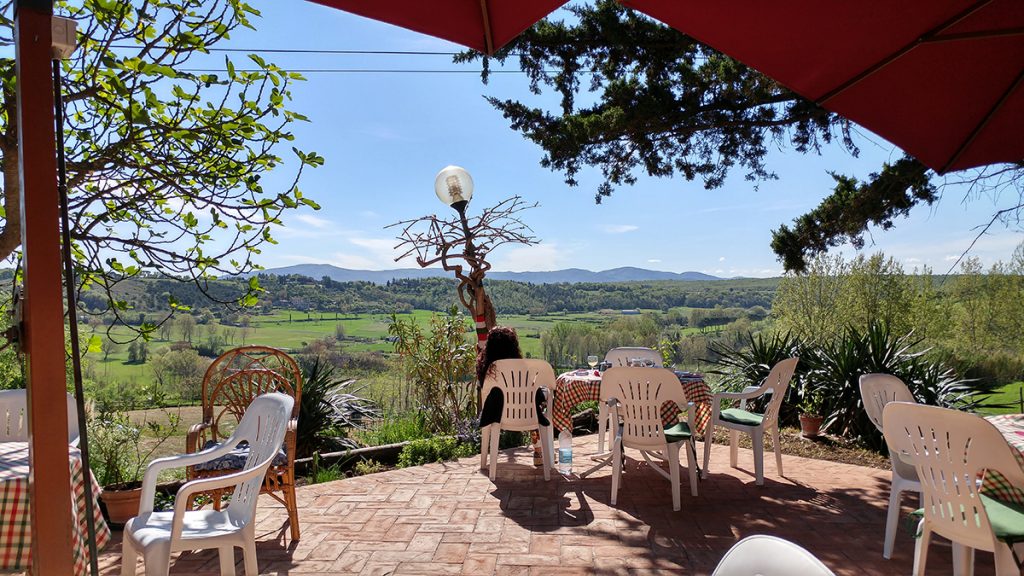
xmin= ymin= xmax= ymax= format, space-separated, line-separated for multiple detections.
xmin=243 ymin=539 xmax=258 ymax=576
xmin=611 ymin=438 xmax=622 ymax=506
xmin=995 ymin=544 xmax=1020 ymax=576
xmin=883 ymin=483 xmax=902 ymax=560
xmin=488 ymin=424 xmax=501 ymax=481
xmin=480 ymin=426 xmax=491 ymax=470
xmin=142 ymin=546 xmax=170 ymax=576
xmin=668 ymin=446 xmax=681 ymax=511
xmin=539 ymin=425 xmax=553 ymax=481
xmin=771 ymin=426 xmax=783 ymax=476
xmin=598 ymin=403 xmax=607 ymax=453
xmin=120 ymin=540 xmax=138 ymax=576
xmin=685 ymin=440 xmax=699 ymax=497
xmin=752 ymin=430 xmax=765 ymax=486
xmin=219 ymin=546 xmax=236 ymax=576
xmin=729 ymin=429 xmax=739 ymax=468
xmin=914 ymin=522 xmax=930 ymax=576
xmin=702 ymin=422 xmax=714 ymax=479
xmin=951 ymin=542 xmax=974 ymax=576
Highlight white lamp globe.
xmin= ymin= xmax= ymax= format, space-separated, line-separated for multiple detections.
xmin=434 ymin=165 xmax=474 ymax=208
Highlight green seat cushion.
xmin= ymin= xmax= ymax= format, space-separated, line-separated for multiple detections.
xmin=720 ymin=408 xmax=764 ymax=427
xmin=908 ymin=497 xmax=1024 ymax=544
xmin=981 ymin=494 xmax=1024 ymax=544
xmin=664 ymin=421 xmax=692 ymax=443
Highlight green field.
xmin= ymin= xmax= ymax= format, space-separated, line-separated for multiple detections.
xmin=84 ymin=308 xmax=666 ymax=389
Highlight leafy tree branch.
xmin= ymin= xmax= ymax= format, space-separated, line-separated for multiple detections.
xmin=0 ymin=0 xmax=323 ymax=336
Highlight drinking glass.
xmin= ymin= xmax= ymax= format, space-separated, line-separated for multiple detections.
xmin=587 ymin=355 xmax=599 ymax=369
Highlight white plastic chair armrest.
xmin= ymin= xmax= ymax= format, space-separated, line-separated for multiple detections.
xmin=714 ymin=386 xmax=771 ymax=411
xmin=168 ymin=464 xmax=268 ymax=542
xmin=138 ymin=441 xmax=240 ymax=514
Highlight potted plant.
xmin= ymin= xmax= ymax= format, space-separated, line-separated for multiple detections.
xmin=89 ymin=410 xmax=180 ymax=525
xmin=798 ymin=387 xmax=825 ymax=438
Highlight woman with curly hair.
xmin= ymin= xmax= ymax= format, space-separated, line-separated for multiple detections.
xmin=476 ymin=326 xmax=522 ymax=389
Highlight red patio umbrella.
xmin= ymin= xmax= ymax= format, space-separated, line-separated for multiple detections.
xmin=310 ymin=0 xmax=567 ymax=55
xmin=312 ymin=0 xmax=1023 ymax=174
xmin=620 ymin=0 xmax=1024 ymax=174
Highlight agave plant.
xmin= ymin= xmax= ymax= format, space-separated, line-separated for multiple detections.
xmin=803 ymin=321 xmax=995 ymax=450
xmin=711 ymin=322 xmax=1001 ymax=451
xmin=296 ymin=357 xmax=380 ymax=457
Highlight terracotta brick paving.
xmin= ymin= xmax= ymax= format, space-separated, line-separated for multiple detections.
xmin=99 ymin=435 xmax=995 ymax=575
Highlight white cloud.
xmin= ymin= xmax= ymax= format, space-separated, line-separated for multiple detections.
xmin=647 ymin=259 xmax=661 ymax=264
xmin=602 ymin=224 xmax=638 ymax=234
xmin=944 ymin=255 xmax=960 ymax=261
xmin=491 ymin=243 xmax=569 ymax=272
xmin=345 ymin=237 xmax=402 ymax=268
xmin=718 ymin=256 xmax=726 ymax=262
xmin=905 ymin=257 xmax=922 ymax=263
xmin=294 ymin=214 xmax=332 ymax=229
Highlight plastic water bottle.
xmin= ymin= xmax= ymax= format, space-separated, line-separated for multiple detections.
xmin=558 ymin=430 xmax=573 ymax=475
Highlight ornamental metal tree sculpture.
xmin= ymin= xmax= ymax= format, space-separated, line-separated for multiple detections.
xmin=389 ymin=166 xmax=538 ymax=350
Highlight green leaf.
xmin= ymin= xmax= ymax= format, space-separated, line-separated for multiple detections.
xmin=87 ymin=335 xmax=103 ymax=354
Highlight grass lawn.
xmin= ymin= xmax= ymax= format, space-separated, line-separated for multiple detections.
xmin=979 ymin=381 xmax=1024 ymax=415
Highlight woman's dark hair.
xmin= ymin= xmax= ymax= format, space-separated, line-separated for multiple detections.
xmin=476 ymin=326 xmax=522 ymax=386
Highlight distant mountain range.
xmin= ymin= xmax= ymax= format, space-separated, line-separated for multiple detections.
xmin=252 ymin=264 xmax=722 ymax=284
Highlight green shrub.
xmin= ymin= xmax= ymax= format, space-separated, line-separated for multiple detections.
xmin=88 ymin=410 xmax=181 ymax=487
xmin=353 ymin=459 xmax=386 ymax=476
xmin=353 ymin=411 xmax=428 ymax=446
xmin=388 ymin=308 xmax=477 ymax=434
xmin=397 ymin=436 xmax=475 ymax=468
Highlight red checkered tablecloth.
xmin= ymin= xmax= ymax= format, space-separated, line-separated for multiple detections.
xmin=0 ymin=441 xmax=110 ymax=575
xmin=552 ymin=371 xmax=711 ymax=435
xmin=982 ymin=414 xmax=1024 ymax=505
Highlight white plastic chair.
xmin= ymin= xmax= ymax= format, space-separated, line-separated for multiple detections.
xmin=604 ymin=346 xmax=662 ymax=368
xmin=0 ymin=389 xmax=80 ymax=445
xmin=479 ymin=359 xmax=555 ymax=481
xmin=711 ymin=535 xmax=836 ymax=576
xmin=702 ymin=357 xmax=798 ymax=486
xmin=605 ymin=367 xmax=698 ymax=511
xmin=859 ymin=373 xmax=921 ymax=560
xmin=120 ymin=392 xmax=294 ymax=576
xmin=599 ymin=347 xmax=662 ymax=452
xmin=883 ymin=402 xmax=1024 ymax=576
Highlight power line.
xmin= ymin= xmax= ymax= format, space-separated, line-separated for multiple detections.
xmin=110 ymin=45 xmax=469 ymax=56
xmin=182 ymin=68 xmax=548 ymax=74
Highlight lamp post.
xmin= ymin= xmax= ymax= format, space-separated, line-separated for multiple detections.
xmin=392 ymin=163 xmax=542 ymax=352
xmin=433 ymin=165 xmax=491 ymax=351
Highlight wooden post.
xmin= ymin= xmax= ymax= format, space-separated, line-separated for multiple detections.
xmin=15 ymin=1 xmax=76 ymax=574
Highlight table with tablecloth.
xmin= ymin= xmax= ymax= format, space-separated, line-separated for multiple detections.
xmin=0 ymin=441 xmax=110 ymax=575
xmin=982 ymin=414 xmax=1024 ymax=505
xmin=552 ymin=369 xmax=712 ymax=436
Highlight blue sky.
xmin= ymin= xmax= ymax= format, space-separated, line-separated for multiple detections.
xmin=222 ymin=1 xmax=1022 ymax=277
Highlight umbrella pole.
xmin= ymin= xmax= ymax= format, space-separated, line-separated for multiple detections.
xmin=53 ymin=58 xmax=101 ymax=576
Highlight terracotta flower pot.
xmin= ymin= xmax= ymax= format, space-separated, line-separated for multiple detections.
xmin=100 ymin=484 xmax=143 ymax=526
xmin=798 ymin=413 xmax=825 ymax=438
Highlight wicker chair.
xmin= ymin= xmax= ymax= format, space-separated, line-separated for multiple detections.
xmin=185 ymin=346 xmax=303 ymax=541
